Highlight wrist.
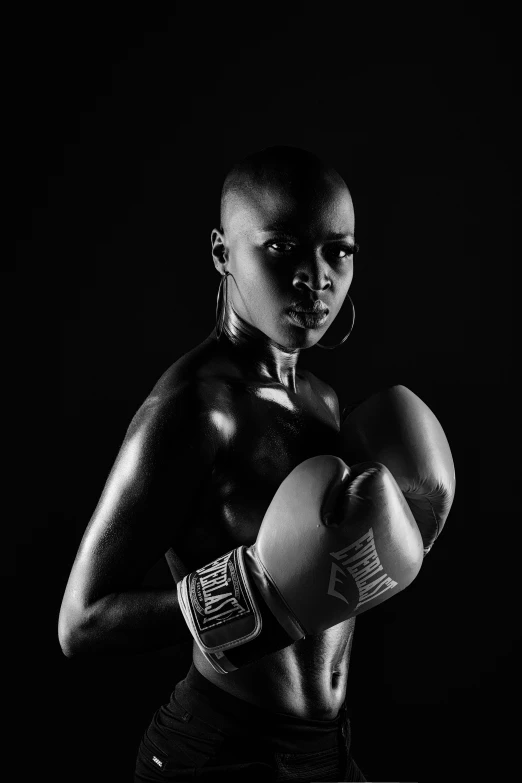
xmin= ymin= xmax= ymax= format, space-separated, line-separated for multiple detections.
xmin=177 ymin=545 xmax=304 ymax=674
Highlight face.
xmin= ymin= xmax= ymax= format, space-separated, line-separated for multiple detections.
xmin=212 ymin=175 xmax=356 ymax=351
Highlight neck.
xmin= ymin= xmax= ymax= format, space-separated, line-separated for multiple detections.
xmin=215 ymin=304 xmax=301 ymax=392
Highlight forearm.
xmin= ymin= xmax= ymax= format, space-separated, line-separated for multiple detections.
xmin=59 ymin=587 xmax=191 ymax=657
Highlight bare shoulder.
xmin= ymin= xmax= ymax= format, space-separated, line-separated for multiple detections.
xmin=124 ymin=340 xmax=224 ymax=464
xmin=301 ymin=368 xmax=341 ymax=428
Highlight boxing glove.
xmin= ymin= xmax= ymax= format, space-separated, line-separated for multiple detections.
xmin=177 ymin=454 xmax=424 ymax=674
xmin=341 ymin=385 xmax=455 ymax=555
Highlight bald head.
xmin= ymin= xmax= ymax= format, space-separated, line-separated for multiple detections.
xmin=211 ymin=146 xmax=356 ymax=351
xmin=220 ymin=146 xmax=349 ymax=234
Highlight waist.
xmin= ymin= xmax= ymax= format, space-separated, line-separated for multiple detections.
xmin=192 ymin=625 xmax=352 ymax=719
xmin=174 ymin=662 xmax=351 ymax=754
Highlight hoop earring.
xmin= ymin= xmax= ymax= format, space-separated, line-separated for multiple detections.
xmin=316 ymin=293 xmax=355 ymax=350
xmin=215 ymin=270 xmax=230 ymax=340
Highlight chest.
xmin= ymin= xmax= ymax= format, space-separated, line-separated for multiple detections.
xmin=182 ymin=380 xmax=342 ymax=566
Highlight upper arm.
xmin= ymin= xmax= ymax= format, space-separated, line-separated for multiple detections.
xmin=305 ymin=371 xmax=341 ymax=428
xmin=340 ymin=397 xmax=368 ymax=422
xmin=62 ymin=383 xmax=216 ymax=613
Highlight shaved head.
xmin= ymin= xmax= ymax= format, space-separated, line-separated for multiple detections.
xmin=220 ymin=146 xmax=349 ymax=234
xmin=212 ymin=145 xmax=355 ymax=351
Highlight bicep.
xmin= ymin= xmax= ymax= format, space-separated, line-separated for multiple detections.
xmin=327 ymin=387 xmax=341 ymax=428
xmin=307 ymin=371 xmax=341 ymax=428
xmin=64 ymin=395 xmax=214 ymax=609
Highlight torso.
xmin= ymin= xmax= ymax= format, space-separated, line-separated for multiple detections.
xmin=160 ymin=336 xmax=355 ymax=720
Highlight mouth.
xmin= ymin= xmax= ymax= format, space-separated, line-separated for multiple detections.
xmin=287 ymin=308 xmax=329 ymax=329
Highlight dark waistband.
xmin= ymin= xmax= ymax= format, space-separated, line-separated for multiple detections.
xmin=173 ymin=663 xmax=350 ymax=753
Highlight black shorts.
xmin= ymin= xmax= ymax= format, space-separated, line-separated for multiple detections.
xmin=134 ymin=663 xmax=366 ymax=782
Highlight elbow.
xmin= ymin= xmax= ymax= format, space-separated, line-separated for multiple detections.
xmin=58 ymin=600 xmax=94 ymax=658
xmin=58 ymin=634 xmax=78 ymax=659
xmin=58 ymin=625 xmax=80 ymax=659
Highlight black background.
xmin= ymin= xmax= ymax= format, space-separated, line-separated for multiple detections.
xmin=16 ymin=5 xmax=516 ymax=782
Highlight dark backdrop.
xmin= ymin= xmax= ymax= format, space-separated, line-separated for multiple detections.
xmin=16 ymin=5 xmax=515 ymax=782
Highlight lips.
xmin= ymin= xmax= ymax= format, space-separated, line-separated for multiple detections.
xmin=289 ymin=300 xmax=329 ymax=315
xmin=287 ymin=306 xmax=329 ymax=329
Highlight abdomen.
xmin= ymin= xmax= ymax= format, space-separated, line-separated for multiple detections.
xmin=192 ymin=617 xmax=356 ymax=720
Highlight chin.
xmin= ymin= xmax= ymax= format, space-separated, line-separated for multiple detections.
xmin=278 ymin=329 xmax=322 ymax=352
xmin=302 ymin=334 xmax=325 ymax=350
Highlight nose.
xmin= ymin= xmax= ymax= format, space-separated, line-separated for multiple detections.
xmin=292 ymin=252 xmax=331 ymax=294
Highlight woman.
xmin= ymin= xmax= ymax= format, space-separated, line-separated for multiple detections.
xmin=59 ymin=145 xmax=454 ymax=781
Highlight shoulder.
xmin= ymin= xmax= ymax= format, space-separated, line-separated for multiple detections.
xmin=124 ymin=346 xmax=223 ymax=467
xmin=301 ymin=369 xmax=341 ymax=427
xmin=339 ymin=385 xmax=414 ymax=422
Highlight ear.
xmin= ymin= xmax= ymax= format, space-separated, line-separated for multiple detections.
xmin=211 ymin=228 xmax=228 ymax=273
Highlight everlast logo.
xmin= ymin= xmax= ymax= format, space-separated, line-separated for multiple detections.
xmin=189 ymin=550 xmax=251 ymax=633
xmin=328 ymin=528 xmax=398 ymax=610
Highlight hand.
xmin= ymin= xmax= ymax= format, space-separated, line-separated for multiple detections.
xmin=341 ymin=385 xmax=456 ymax=555
xmin=178 ymin=453 xmax=424 ymax=673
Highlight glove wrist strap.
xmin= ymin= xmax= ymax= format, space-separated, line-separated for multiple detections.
xmin=177 ymin=545 xmax=306 ymax=674
xmin=177 ymin=547 xmax=262 ymax=657
xmin=244 ymin=546 xmax=307 ymax=640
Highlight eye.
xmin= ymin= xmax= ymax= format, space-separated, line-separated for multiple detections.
xmin=266 ymin=241 xmax=297 ymax=254
xmin=325 ymin=243 xmax=359 ymax=260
